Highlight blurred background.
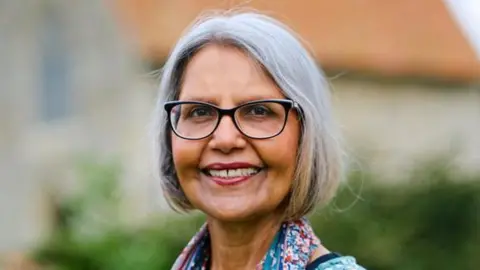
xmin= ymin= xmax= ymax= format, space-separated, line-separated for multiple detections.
xmin=1 ymin=0 xmax=479 ymax=269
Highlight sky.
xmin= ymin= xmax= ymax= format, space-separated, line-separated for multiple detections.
xmin=444 ymin=0 xmax=480 ymax=59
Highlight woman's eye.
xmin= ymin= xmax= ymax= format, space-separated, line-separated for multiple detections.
xmin=248 ymin=105 xmax=270 ymax=116
xmin=189 ymin=106 xmax=213 ymax=117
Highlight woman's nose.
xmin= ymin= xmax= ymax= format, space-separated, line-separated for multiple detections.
xmin=208 ymin=115 xmax=245 ymax=153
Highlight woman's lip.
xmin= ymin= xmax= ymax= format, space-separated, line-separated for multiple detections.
xmin=201 ymin=170 xmax=262 ymax=186
xmin=210 ymin=175 xmax=253 ymax=186
xmin=202 ymin=162 xmax=261 ymax=170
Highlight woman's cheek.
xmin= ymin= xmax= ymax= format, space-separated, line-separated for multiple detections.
xmin=172 ymin=137 xmax=202 ymax=179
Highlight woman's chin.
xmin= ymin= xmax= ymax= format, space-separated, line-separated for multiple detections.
xmin=201 ymin=200 xmax=267 ymax=223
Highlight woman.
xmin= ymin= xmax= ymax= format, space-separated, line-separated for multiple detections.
xmin=152 ymin=10 xmax=366 ymax=270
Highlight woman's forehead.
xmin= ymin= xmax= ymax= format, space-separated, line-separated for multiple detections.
xmin=182 ymin=45 xmax=266 ymax=83
xmin=178 ymin=45 xmax=285 ymax=104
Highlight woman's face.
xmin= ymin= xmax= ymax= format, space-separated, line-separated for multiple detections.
xmin=171 ymin=44 xmax=300 ymax=222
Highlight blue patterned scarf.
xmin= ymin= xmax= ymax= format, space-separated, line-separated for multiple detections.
xmin=172 ymin=217 xmax=320 ymax=269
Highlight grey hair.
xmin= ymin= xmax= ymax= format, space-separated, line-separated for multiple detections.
xmin=152 ymin=10 xmax=343 ymax=220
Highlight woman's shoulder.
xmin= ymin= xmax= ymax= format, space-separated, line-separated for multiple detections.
xmin=307 ymin=253 xmax=366 ymax=270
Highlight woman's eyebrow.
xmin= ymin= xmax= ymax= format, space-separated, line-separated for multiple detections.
xmin=177 ymin=95 xmax=284 ymax=106
xmin=177 ymin=96 xmax=218 ymax=104
xmin=237 ymin=95 xmax=284 ymax=104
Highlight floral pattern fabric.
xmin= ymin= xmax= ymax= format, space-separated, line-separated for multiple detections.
xmin=171 ymin=217 xmax=365 ymax=269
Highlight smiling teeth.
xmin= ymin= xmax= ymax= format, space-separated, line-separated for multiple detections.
xmin=208 ymin=168 xmax=259 ymax=178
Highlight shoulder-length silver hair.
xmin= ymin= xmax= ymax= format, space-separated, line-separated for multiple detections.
xmin=152 ymin=10 xmax=343 ymax=220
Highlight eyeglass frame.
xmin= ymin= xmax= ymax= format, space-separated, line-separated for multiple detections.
xmin=164 ymin=99 xmax=300 ymax=140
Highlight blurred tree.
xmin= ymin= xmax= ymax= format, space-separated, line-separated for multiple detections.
xmin=32 ymin=158 xmax=479 ymax=270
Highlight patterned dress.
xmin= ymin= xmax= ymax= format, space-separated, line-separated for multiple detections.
xmin=172 ymin=217 xmax=366 ymax=269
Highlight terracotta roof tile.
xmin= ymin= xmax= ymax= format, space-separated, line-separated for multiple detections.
xmin=112 ymin=0 xmax=480 ymax=81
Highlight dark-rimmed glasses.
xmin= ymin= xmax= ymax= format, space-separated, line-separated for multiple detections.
xmin=164 ymin=99 xmax=298 ymax=140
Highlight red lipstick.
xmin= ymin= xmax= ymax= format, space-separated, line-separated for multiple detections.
xmin=203 ymin=162 xmax=258 ymax=170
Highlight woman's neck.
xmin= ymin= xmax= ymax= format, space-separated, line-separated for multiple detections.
xmin=207 ymin=213 xmax=283 ymax=270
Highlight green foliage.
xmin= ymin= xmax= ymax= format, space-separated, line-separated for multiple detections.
xmin=311 ymin=164 xmax=480 ymax=270
xmin=33 ymin=159 xmax=479 ymax=270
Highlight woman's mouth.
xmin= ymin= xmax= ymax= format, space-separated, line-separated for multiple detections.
xmin=201 ymin=166 xmax=263 ymax=186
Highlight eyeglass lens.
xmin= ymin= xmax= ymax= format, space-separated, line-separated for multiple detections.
xmin=169 ymin=101 xmax=287 ymax=139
